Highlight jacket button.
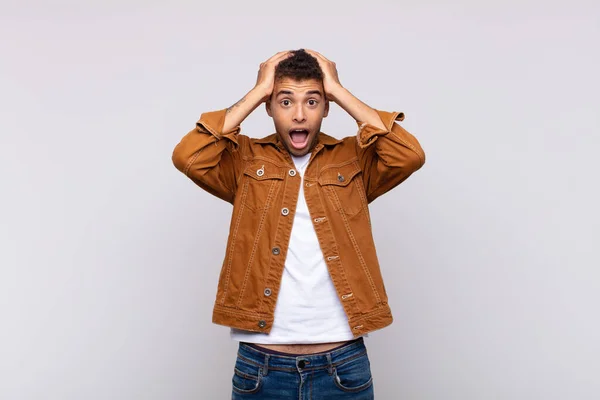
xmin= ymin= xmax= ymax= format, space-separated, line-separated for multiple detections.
xmin=272 ymin=247 xmax=280 ymax=255
xmin=337 ymin=173 xmax=345 ymax=182
xmin=258 ymin=320 xmax=267 ymax=328
xmin=264 ymin=288 xmax=272 ymax=296
xmin=281 ymin=207 xmax=289 ymax=216
xmin=288 ymin=169 xmax=297 ymax=177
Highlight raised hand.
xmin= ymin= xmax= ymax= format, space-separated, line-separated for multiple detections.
xmin=254 ymin=51 xmax=293 ymax=101
xmin=304 ymin=49 xmax=343 ymax=101
xmin=222 ymin=51 xmax=292 ymax=132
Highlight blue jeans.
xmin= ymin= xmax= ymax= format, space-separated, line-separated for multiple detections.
xmin=231 ymin=337 xmax=375 ymax=399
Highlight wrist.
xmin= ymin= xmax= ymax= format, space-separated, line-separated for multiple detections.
xmin=327 ymin=85 xmax=347 ymax=103
xmin=252 ymin=84 xmax=271 ymax=102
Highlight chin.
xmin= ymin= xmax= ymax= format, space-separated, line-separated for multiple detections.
xmin=287 ymin=147 xmax=307 ymax=156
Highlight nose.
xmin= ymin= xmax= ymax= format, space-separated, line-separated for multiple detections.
xmin=293 ymin=105 xmax=306 ymax=123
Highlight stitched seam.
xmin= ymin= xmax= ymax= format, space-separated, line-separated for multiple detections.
xmin=220 ymin=180 xmax=247 ymax=305
xmin=237 ymin=354 xmax=298 ymax=371
xmin=183 ymin=148 xmax=202 ymax=176
xmin=319 ymin=169 xmax=361 ymax=186
xmin=332 ymin=350 xmax=368 ymax=367
xmin=317 ymin=157 xmax=359 ymax=175
xmin=310 ymin=368 xmax=313 ymax=399
xmin=197 ymin=120 xmax=222 ymax=138
xmin=235 ymin=351 xmax=368 ymax=372
xmin=389 ymin=130 xmax=425 ymax=166
xmin=321 ymin=187 xmax=355 ymax=307
xmin=184 ymin=144 xmax=235 ymax=197
xmin=354 ymin=176 xmax=371 ymax=228
xmin=236 ymin=179 xmax=278 ymax=307
xmin=331 ymin=188 xmax=381 ymax=304
xmin=234 ymin=367 xmax=259 ymax=381
xmin=364 ymin=131 xmax=424 ymax=200
xmin=215 ymin=305 xmax=261 ymax=318
xmin=241 ymin=349 xmax=367 ymax=372
xmin=349 ymin=306 xmax=390 ymax=324
xmin=257 ymin=173 xmax=292 ymax=315
xmin=235 ymin=145 xmax=248 ymax=188
xmin=244 ymin=155 xmax=291 ymax=167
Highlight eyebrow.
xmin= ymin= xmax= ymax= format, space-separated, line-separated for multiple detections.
xmin=275 ymin=89 xmax=323 ymax=98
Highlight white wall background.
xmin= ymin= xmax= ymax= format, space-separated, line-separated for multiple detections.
xmin=1 ymin=0 xmax=599 ymax=399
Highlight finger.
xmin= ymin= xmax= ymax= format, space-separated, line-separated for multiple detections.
xmin=268 ymin=51 xmax=292 ymax=63
xmin=264 ymin=54 xmax=290 ymax=68
xmin=304 ymin=49 xmax=325 ymax=66
xmin=306 ymin=49 xmax=328 ymax=61
xmin=274 ymin=51 xmax=293 ymax=61
xmin=305 ymin=49 xmax=321 ymax=60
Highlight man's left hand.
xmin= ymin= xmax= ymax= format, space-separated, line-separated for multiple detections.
xmin=305 ymin=49 xmax=344 ymax=101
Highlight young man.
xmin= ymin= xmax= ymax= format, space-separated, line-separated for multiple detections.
xmin=172 ymin=49 xmax=425 ymax=399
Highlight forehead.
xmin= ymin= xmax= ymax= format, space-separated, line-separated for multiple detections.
xmin=274 ymin=78 xmax=323 ymax=95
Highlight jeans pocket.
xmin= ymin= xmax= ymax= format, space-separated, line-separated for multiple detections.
xmin=333 ymin=352 xmax=374 ymax=393
xmin=232 ymin=356 xmax=263 ymax=395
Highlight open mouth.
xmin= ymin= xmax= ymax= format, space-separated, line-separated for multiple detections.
xmin=289 ymin=129 xmax=310 ymax=149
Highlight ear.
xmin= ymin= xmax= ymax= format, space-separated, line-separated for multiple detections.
xmin=265 ymin=101 xmax=272 ymax=117
xmin=323 ymin=100 xmax=330 ymax=118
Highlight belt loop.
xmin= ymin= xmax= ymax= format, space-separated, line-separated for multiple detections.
xmin=326 ymin=353 xmax=333 ymax=375
xmin=262 ymin=354 xmax=270 ymax=376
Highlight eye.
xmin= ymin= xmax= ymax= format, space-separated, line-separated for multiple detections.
xmin=281 ymin=99 xmax=291 ymax=106
xmin=308 ymin=99 xmax=318 ymax=106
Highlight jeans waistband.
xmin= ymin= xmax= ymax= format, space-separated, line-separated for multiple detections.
xmin=237 ymin=337 xmax=367 ymax=373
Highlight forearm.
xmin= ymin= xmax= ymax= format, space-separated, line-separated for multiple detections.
xmin=222 ymin=86 xmax=268 ymax=133
xmin=329 ymin=86 xmax=387 ymax=131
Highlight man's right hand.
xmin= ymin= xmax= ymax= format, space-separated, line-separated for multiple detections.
xmin=221 ymin=51 xmax=292 ymax=133
xmin=254 ymin=51 xmax=293 ymax=102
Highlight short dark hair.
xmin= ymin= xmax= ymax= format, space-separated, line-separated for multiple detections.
xmin=274 ymin=49 xmax=323 ymax=82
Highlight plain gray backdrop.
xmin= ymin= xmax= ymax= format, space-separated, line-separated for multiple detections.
xmin=1 ymin=0 xmax=599 ymax=399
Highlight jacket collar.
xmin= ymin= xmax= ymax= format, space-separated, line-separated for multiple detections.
xmin=255 ymin=132 xmax=342 ymax=147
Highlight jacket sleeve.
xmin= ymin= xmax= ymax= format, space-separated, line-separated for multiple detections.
xmin=355 ymin=109 xmax=426 ymax=203
xmin=171 ymin=108 xmax=245 ymax=204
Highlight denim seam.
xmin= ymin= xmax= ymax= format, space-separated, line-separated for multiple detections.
xmin=236 ymin=350 xmax=369 ymax=373
xmin=215 ymin=306 xmax=261 ymax=318
xmin=389 ymin=129 xmax=425 ymax=166
xmin=354 ymin=176 xmax=371 ymax=228
xmin=314 ymin=186 xmax=355 ymax=314
xmin=243 ymin=155 xmax=290 ymax=168
xmin=317 ymin=156 xmax=359 ymax=176
xmin=257 ymin=172 xmax=293 ymax=316
xmin=220 ymin=181 xmax=248 ymax=305
xmin=330 ymin=186 xmax=381 ymax=305
xmin=236 ymin=178 xmax=278 ymax=308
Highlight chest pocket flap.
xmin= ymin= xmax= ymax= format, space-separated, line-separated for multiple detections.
xmin=243 ymin=163 xmax=286 ymax=181
xmin=317 ymin=162 xmax=361 ymax=187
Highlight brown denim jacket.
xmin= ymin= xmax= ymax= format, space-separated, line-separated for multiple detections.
xmin=172 ymin=108 xmax=425 ymax=337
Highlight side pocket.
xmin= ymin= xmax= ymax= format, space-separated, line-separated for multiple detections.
xmin=333 ymin=352 xmax=374 ymax=393
xmin=231 ymin=356 xmax=263 ymax=395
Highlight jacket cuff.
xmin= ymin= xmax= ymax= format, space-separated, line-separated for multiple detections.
xmin=356 ymin=109 xmax=405 ymax=148
xmin=196 ymin=108 xmax=241 ymax=147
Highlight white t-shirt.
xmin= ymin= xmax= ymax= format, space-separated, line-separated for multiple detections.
xmin=230 ymin=153 xmax=362 ymax=344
